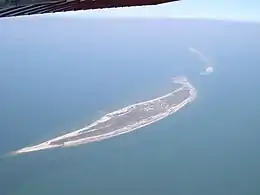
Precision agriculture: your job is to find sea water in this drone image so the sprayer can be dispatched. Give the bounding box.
[0,18,260,195]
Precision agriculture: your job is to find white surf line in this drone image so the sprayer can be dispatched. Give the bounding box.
[189,47,214,75]
[63,91,196,148]
[61,85,196,147]
[189,47,209,64]
[65,79,196,145]
[11,77,196,155]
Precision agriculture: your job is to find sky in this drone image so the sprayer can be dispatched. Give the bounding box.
[51,0,260,22]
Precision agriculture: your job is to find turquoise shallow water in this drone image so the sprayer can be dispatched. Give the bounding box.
[0,18,260,195]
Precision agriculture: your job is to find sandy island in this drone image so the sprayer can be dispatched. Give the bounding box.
[11,76,197,155]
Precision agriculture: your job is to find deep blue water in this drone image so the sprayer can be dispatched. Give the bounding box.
[0,18,260,195]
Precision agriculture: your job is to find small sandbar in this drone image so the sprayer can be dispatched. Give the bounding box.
[200,66,214,75]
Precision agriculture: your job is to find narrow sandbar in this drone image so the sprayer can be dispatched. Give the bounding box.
[12,76,197,155]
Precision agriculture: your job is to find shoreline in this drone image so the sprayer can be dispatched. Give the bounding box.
[11,76,197,155]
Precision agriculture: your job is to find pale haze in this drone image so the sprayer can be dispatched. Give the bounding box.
[46,0,260,22]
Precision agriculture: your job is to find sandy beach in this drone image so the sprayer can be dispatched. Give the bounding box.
[12,76,196,155]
